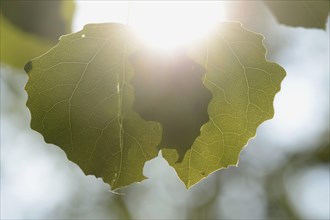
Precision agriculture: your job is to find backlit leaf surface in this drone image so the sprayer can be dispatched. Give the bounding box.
[25,22,285,189]
[162,23,286,188]
[25,24,162,190]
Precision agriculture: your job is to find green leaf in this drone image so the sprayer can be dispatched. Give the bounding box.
[264,1,329,30]
[162,22,286,188]
[0,0,75,68]
[0,14,53,69]
[25,22,285,190]
[25,24,162,190]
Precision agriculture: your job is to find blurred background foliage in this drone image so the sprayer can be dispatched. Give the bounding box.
[0,0,74,68]
[264,1,329,29]
[1,1,329,219]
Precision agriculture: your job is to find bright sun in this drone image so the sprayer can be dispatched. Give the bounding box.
[129,1,226,50]
[74,1,227,51]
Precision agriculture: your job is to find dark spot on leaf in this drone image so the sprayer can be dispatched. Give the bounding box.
[24,61,32,74]
[130,50,212,162]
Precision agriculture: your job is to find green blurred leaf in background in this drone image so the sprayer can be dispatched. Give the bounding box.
[264,0,329,30]
[0,0,75,69]
[130,50,212,163]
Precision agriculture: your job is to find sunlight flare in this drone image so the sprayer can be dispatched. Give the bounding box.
[74,1,227,51]
[129,1,227,51]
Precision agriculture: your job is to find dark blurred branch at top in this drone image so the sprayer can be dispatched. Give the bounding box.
[0,0,74,40]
